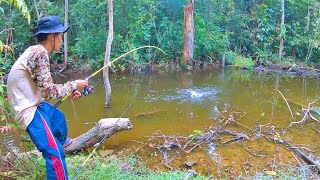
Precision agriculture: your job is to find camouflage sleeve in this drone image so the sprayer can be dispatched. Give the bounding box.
[34,49,77,99]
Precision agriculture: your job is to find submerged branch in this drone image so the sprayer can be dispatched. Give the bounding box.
[275,89,294,119]
[288,100,320,127]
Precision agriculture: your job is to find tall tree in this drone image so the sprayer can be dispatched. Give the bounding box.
[278,0,285,61]
[33,0,40,21]
[103,0,113,108]
[182,0,194,66]
[63,0,69,69]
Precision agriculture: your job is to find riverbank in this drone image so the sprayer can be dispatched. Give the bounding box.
[49,60,320,78]
[1,150,316,179]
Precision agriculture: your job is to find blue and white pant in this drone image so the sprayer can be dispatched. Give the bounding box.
[26,101,68,180]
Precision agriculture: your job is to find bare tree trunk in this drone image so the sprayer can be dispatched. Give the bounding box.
[306,2,320,62]
[103,0,114,108]
[33,0,40,21]
[42,0,47,16]
[278,0,285,61]
[63,0,69,69]
[182,0,194,66]
[64,118,133,154]
[306,5,310,33]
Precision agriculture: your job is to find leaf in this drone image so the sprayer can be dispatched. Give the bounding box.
[21,133,29,139]
[148,143,155,148]
[0,97,4,106]
[30,153,38,159]
[264,171,277,175]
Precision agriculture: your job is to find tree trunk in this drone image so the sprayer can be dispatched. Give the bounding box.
[278,0,285,61]
[33,0,40,21]
[64,118,132,154]
[103,0,114,108]
[63,0,69,69]
[42,0,47,16]
[182,0,194,66]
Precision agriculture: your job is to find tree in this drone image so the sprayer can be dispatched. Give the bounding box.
[103,0,113,108]
[278,0,285,61]
[182,0,194,66]
[63,0,69,70]
[0,0,30,53]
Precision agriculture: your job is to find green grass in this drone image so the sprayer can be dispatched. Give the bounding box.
[8,151,319,180]
[67,153,205,180]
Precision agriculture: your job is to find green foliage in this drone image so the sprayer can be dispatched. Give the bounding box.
[234,56,254,69]
[2,0,320,70]
[189,129,205,138]
[0,77,13,125]
[0,0,30,24]
[67,154,206,180]
[70,0,108,65]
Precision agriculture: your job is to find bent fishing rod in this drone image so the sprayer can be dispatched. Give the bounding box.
[71,96,137,180]
[54,46,165,108]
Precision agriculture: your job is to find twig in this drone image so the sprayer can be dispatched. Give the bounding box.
[275,89,294,119]
[292,152,303,168]
[289,100,316,127]
[185,131,216,153]
[0,28,15,34]
[309,113,320,123]
[182,136,195,150]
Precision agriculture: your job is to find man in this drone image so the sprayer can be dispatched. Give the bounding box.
[7,15,87,179]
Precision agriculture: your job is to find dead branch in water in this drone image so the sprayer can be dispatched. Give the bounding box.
[143,126,249,169]
[275,89,294,120]
[289,100,320,128]
[135,109,166,118]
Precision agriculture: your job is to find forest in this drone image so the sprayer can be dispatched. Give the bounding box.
[1,0,320,73]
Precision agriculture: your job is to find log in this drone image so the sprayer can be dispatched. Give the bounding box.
[64,118,133,154]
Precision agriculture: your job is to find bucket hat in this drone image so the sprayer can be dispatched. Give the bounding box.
[34,16,69,36]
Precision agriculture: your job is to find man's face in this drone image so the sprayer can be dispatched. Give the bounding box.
[53,33,63,52]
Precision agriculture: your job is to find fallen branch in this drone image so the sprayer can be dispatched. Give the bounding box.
[289,100,319,127]
[135,109,166,118]
[290,148,320,175]
[275,89,294,119]
[64,118,132,154]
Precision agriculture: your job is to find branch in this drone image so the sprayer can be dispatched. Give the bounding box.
[275,89,294,119]
[0,28,15,34]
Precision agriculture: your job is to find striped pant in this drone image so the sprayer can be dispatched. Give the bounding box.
[27,102,68,180]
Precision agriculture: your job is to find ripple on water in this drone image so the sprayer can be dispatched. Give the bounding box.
[145,86,220,104]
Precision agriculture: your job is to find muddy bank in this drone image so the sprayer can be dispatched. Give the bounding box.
[50,61,320,78]
[253,64,320,77]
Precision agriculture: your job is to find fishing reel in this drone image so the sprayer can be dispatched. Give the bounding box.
[82,85,95,96]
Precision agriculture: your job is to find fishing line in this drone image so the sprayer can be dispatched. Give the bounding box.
[71,96,137,180]
[54,46,165,108]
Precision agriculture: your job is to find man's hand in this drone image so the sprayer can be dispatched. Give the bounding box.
[71,90,82,100]
[75,79,88,91]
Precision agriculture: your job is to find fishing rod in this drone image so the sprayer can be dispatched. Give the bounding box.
[54,46,165,108]
[71,96,137,180]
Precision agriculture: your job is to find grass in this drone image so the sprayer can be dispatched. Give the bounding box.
[2,149,319,180]
[67,153,206,180]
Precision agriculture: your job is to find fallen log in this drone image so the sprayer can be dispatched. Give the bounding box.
[290,148,320,175]
[64,118,133,154]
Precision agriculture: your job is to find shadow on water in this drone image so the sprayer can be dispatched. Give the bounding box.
[49,69,320,176]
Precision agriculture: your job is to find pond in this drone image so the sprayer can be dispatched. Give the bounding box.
[42,68,320,176]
